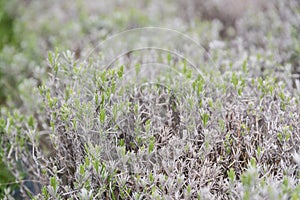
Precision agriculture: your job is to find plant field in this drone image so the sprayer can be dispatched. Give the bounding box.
[0,0,299,199]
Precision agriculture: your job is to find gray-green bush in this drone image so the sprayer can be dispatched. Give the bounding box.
[0,0,300,199]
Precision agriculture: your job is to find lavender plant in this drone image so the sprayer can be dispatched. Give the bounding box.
[0,0,299,199]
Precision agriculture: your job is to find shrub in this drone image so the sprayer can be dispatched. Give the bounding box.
[0,0,300,199]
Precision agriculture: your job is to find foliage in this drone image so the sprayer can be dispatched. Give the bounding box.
[0,0,300,199]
